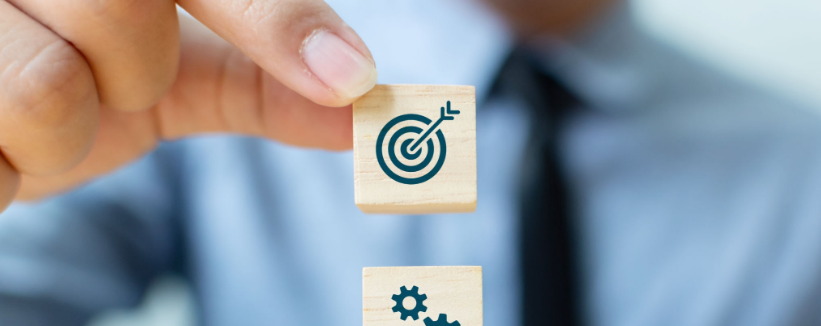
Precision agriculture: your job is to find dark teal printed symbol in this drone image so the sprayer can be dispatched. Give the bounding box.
[376,101,460,184]
[391,286,428,320]
[390,286,461,325]
[424,314,460,326]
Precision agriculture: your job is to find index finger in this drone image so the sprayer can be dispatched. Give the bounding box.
[178,0,378,107]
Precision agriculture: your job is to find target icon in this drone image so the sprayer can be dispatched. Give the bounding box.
[376,101,460,185]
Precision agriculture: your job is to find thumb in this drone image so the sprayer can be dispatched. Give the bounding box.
[177,0,378,107]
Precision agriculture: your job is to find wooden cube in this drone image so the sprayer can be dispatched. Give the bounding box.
[363,266,483,326]
[353,85,477,214]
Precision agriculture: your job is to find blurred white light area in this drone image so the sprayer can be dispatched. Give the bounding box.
[86,276,196,326]
[634,0,821,109]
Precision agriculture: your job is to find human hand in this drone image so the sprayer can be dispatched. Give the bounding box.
[0,0,378,211]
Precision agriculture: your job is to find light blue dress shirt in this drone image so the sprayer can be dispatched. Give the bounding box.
[3,1,821,326]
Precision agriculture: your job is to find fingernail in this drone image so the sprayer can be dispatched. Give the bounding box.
[302,29,378,99]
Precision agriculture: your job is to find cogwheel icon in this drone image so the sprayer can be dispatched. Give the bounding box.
[423,313,460,326]
[391,286,428,320]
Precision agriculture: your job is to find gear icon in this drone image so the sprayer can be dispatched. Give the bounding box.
[423,313,460,326]
[391,286,428,320]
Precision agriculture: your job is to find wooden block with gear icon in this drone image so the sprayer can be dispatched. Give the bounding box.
[353,84,477,214]
[363,266,483,326]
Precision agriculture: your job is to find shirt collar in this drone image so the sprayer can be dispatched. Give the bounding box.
[331,0,652,112]
[530,2,657,112]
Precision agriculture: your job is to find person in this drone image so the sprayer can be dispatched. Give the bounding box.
[1,0,820,325]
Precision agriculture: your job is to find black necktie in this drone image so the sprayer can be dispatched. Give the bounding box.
[492,47,584,326]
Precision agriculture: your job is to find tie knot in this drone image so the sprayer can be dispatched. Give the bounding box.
[492,46,582,122]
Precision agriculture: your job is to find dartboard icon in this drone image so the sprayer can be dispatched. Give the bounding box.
[376,101,460,185]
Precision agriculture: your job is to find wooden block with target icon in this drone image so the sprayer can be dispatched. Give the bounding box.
[363,266,483,326]
[353,84,477,214]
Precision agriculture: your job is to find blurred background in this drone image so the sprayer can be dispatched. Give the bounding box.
[88,0,821,325]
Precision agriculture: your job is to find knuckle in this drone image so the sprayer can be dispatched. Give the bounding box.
[1,39,96,129]
[237,0,277,24]
[60,0,177,112]
[236,0,319,29]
